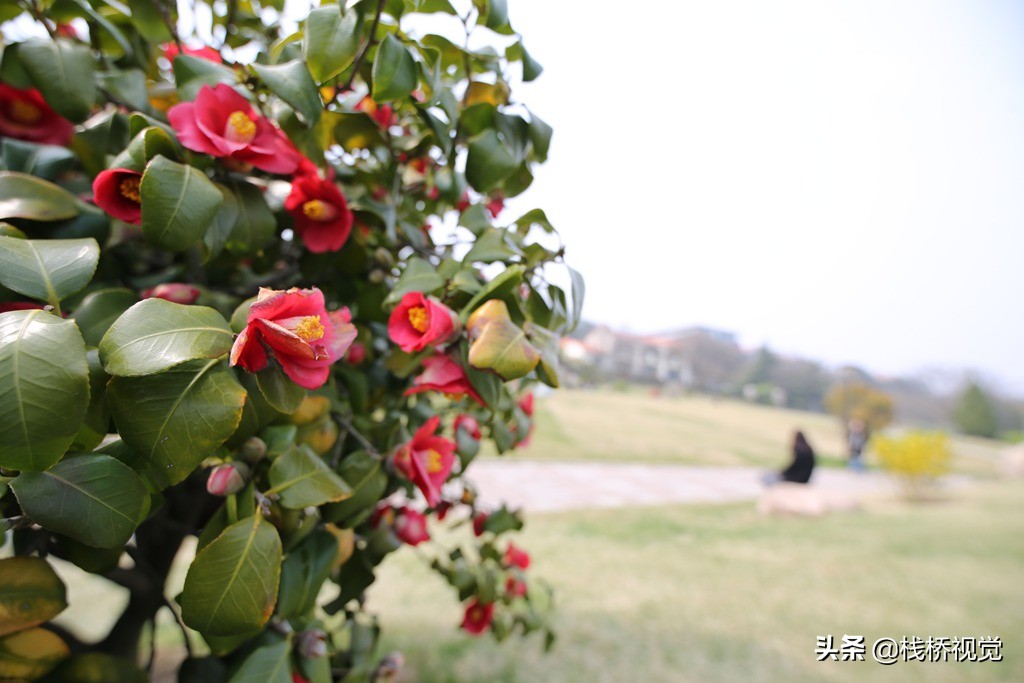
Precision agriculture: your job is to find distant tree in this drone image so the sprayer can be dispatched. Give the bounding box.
[733,346,777,394]
[952,382,1000,438]
[824,382,894,435]
[770,359,829,410]
[687,335,746,394]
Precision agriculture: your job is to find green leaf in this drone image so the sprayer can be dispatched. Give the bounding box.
[304,6,360,83]
[72,288,139,347]
[111,125,179,173]
[127,0,173,43]
[526,322,560,388]
[323,451,386,528]
[56,0,134,60]
[72,348,110,451]
[43,652,147,683]
[268,445,351,509]
[99,298,234,376]
[181,514,282,638]
[0,172,81,222]
[568,266,585,331]
[0,311,89,472]
[0,237,98,307]
[465,130,519,192]
[251,60,321,126]
[527,112,552,161]
[255,362,306,413]
[459,264,524,319]
[204,183,239,262]
[18,38,95,122]
[226,181,276,254]
[173,55,236,101]
[107,359,246,490]
[463,228,522,264]
[276,530,337,619]
[521,42,543,81]
[141,155,223,252]
[10,454,150,549]
[97,68,150,113]
[332,112,386,151]
[226,640,291,683]
[467,300,540,381]
[0,627,69,680]
[511,207,554,234]
[372,34,417,102]
[0,557,67,637]
[383,256,443,306]
[1,139,76,181]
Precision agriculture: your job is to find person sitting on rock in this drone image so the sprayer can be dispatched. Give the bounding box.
[763,430,816,485]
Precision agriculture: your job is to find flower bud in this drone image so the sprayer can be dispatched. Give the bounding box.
[239,437,267,464]
[374,247,394,266]
[206,462,250,496]
[141,282,201,305]
[296,629,328,658]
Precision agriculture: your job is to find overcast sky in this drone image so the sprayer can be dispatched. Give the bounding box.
[500,0,1024,393]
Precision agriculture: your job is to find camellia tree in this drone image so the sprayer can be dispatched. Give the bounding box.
[0,0,581,680]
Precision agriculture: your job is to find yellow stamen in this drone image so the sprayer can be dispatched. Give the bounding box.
[426,449,444,474]
[302,199,331,221]
[9,100,41,124]
[119,177,141,203]
[294,315,325,341]
[407,306,429,333]
[226,110,256,143]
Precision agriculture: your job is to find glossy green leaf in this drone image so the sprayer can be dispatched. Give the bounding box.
[11,454,150,549]
[72,288,139,347]
[465,130,518,192]
[127,0,173,43]
[18,38,95,122]
[463,228,522,264]
[173,55,236,101]
[111,125,179,173]
[277,530,337,619]
[459,264,524,319]
[527,112,552,161]
[97,68,149,113]
[0,557,67,637]
[0,627,69,680]
[57,0,134,60]
[204,183,239,262]
[0,237,98,307]
[526,322,560,388]
[1,139,76,181]
[99,298,234,376]
[303,6,360,83]
[141,155,223,252]
[268,445,351,509]
[333,112,386,151]
[226,640,291,683]
[43,652,147,683]
[251,60,321,126]
[383,256,444,305]
[72,348,109,451]
[255,362,306,414]
[323,451,386,528]
[226,181,276,254]
[107,359,246,490]
[521,42,543,81]
[372,34,417,102]
[181,514,282,637]
[0,172,80,222]
[0,311,89,472]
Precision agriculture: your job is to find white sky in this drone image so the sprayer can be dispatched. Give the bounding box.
[502,0,1024,393]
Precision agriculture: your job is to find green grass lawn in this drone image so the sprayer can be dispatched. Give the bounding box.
[369,481,1024,683]
[511,388,1006,476]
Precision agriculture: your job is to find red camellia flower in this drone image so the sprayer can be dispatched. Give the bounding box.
[460,599,494,636]
[454,415,482,441]
[519,393,534,417]
[506,575,527,599]
[284,173,353,253]
[0,84,75,146]
[405,354,483,404]
[141,282,201,305]
[485,193,504,218]
[393,507,431,546]
[292,674,311,683]
[92,168,143,224]
[392,416,456,507]
[345,341,366,365]
[230,287,357,390]
[162,42,223,63]
[0,302,46,313]
[168,84,301,174]
[503,543,530,570]
[357,96,394,128]
[387,292,459,353]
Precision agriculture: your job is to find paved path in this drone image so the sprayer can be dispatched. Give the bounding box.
[468,460,900,512]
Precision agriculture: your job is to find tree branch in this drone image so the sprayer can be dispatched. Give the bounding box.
[343,0,388,91]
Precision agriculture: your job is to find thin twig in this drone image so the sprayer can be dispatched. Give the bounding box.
[343,0,388,91]
[162,596,194,657]
[335,413,381,457]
